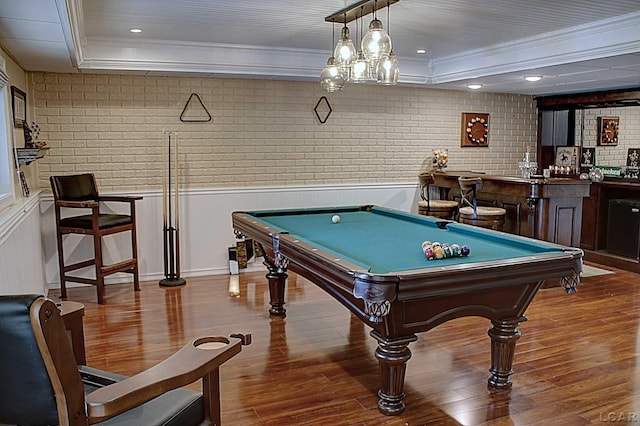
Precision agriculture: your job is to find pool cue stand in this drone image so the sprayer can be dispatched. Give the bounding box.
[160,224,185,287]
[159,130,186,287]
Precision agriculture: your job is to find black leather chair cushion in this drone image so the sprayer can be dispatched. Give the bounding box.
[53,173,98,201]
[61,214,133,230]
[79,366,205,426]
[0,294,59,426]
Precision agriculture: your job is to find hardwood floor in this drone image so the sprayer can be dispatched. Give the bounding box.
[49,263,640,425]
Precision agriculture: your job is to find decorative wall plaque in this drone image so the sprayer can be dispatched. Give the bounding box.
[461,113,489,147]
[597,116,619,146]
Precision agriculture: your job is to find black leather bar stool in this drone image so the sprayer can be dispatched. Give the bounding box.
[417,173,458,220]
[458,176,506,231]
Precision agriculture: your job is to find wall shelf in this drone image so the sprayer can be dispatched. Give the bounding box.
[15,147,49,166]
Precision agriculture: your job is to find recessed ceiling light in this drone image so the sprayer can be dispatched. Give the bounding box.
[524,76,542,82]
[416,49,427,54]
[467,84,482,90]
[129,28,143,33]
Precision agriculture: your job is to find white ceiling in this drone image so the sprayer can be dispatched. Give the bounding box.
[1,0,640,96]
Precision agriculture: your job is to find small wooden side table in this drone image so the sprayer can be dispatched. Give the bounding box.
[57,301,86,365]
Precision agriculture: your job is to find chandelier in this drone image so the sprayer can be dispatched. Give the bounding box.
[321,0,399,92]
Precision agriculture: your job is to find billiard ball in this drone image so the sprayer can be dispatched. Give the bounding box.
[433,246,444,259]
[460,245,470,256]
[331,215,341,223]
[424,248,435,260]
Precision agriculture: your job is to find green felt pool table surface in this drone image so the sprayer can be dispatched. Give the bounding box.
[247,205,567,274]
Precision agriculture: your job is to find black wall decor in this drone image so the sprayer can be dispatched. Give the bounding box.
[314,96,332,124]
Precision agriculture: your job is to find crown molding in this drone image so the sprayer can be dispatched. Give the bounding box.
[79,38,326,77]
[77,36,432,85]
[60,0,84,68]
[428,11,640,83]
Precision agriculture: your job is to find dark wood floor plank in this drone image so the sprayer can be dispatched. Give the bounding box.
[48,262,640,425]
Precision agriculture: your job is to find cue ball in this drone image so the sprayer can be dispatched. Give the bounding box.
[331,215,341,223]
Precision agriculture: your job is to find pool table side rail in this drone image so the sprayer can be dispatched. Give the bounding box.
[395,251,583,296]
[244,204,374,218]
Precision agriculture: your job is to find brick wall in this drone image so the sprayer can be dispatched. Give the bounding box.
[577,107,640,167]
[30,73,538,192]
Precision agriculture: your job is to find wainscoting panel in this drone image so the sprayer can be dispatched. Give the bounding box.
[40,183,420,289]
[0,193,47,295]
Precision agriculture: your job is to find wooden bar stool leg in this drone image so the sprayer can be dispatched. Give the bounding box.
[131,228,140,292]
[56,234,67,299]
[94,233,105,305]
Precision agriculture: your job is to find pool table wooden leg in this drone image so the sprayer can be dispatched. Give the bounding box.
[265,265,287,317]
[487,316,526,389]
[371,332,418,415]
[259,241,288,317]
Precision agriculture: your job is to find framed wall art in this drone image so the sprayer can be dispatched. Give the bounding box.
[580,147,596,168]
[628,148,639,167]
[597,116,619,146]
[461,112,489,147]
[11,86,26,128]
[555,146,578,168]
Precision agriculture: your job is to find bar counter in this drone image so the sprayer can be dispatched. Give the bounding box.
[430,172,591,246]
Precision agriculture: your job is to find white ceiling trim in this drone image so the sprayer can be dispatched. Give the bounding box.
[429,11,640,83]
[79,37,434,84]
[80,39,328,76]
[61,0,83,67]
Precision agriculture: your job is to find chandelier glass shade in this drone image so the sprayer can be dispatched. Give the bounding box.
[319,56,345,92]
[361,18,392,65]
[334,25,357,75]
[351,52,370,83]
[375,50,399,84]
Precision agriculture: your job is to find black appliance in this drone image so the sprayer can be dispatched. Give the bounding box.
[607,199,640,259]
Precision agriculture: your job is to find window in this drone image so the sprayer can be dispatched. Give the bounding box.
[0,58,15,212]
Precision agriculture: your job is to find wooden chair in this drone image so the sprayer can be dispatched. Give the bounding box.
[50,174,142,304]
[458,177,506,231]
[0,294,250,426]
[417,173,459,220]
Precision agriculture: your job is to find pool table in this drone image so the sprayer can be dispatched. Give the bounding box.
[232,205,583,415]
